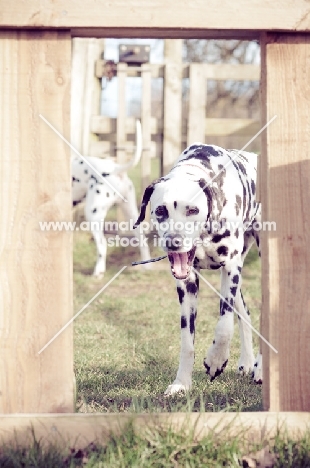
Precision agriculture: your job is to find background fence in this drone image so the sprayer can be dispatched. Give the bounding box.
[72,39,260,195]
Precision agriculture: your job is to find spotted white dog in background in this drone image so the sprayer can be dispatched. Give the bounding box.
[72,121,151,277]
[134,143,262,395]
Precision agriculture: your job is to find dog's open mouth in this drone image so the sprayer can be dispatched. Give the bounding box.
[167,246,196,280]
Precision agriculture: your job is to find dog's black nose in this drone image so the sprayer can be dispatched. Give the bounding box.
[164,234,183,251]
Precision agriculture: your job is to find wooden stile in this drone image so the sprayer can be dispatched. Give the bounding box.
[0,30,74,413]
[0,0,310,437]
[260,33,310,411]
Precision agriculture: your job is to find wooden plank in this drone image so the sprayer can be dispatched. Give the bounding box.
[116,62,127,223]
[89,140,157,159]
[141,64,152,191]
[0,412,309,448]
[89,141,114,158]
[71,38,105,155]
[1,1,310,33]
[91,116,260,138]
[205,118,260,136]
[96,61,164,79]
[183,63,260,81]
[0,30,74,413]
[260,33,310,411]
[162,40,183,174]
[116,63,127,164]
[204,63,260,81]
[90,116,162,135]
[74,28,259,40]
[187,63,206,145]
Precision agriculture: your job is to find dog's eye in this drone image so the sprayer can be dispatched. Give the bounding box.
[186,207,199,216]
[155,206,167,216]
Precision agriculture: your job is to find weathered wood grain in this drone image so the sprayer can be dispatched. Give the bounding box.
[260,33,310,411]
[0,30,74,413]
[1,1,310,34]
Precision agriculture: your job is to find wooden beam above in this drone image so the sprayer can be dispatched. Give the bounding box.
[0,0,310,34]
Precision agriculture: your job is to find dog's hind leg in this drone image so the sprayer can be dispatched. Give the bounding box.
[164,269,199,396]
[252,224,263,383]
[233,230,256,376]
[235,289,255,375]
[91,228,107,277]
[243,220,263,384]
[84,184,109,277]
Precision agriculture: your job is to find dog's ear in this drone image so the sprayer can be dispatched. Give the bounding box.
[133,178,163,228]
[198,178,213,221]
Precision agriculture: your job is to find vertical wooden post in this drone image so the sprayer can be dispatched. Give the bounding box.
[260,33,310,411]
[187,63,206,145]
[162,40,183,175]
[116,62,127,223]
[71,38,105,155]
[116,62,127,165]
[0,31,74,413]
[141,63,152,192]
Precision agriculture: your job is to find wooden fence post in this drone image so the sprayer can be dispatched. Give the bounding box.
[71,38,105,155]
[0,31,74,413]
[260,33,310,411]
[162,40,183,175]
[187,63,206,145]
[116,62,127,224]
[141,63,152,192]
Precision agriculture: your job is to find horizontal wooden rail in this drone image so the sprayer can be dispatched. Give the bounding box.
[204,117,260,136]
[0,412,309,449]
[182,63,260,81]
[91,116,260,137]
[95,62,260,81]
[1,1,310,34]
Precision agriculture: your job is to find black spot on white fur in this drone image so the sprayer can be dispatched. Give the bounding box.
[217,245,228,256]
[177,287,185,304]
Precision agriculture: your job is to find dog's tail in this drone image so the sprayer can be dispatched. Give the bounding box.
[112,119,142,175]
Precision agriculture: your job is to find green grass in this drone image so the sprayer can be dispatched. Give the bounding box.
[1,231,309,466]
[2,424,310,467]
[73,230,262,414]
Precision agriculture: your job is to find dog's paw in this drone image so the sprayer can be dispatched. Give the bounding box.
[252,353,263,384]
[93,271,105,279]
[237,354,255,376]
[204,342,229,381]
[164,379,191,397]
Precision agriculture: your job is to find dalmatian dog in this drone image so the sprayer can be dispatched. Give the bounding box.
[72,120,151,277]
[134,143,262,395]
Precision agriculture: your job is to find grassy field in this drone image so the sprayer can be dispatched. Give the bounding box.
[73,229,263,414]
[2,423,310,467]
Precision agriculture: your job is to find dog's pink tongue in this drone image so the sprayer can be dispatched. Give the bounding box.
[171,252,188,278]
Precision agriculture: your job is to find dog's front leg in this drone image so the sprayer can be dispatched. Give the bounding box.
[164,269,199,396]
[204,264,242,380]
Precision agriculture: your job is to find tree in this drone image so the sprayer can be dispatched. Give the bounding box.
[183,39,260,119]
